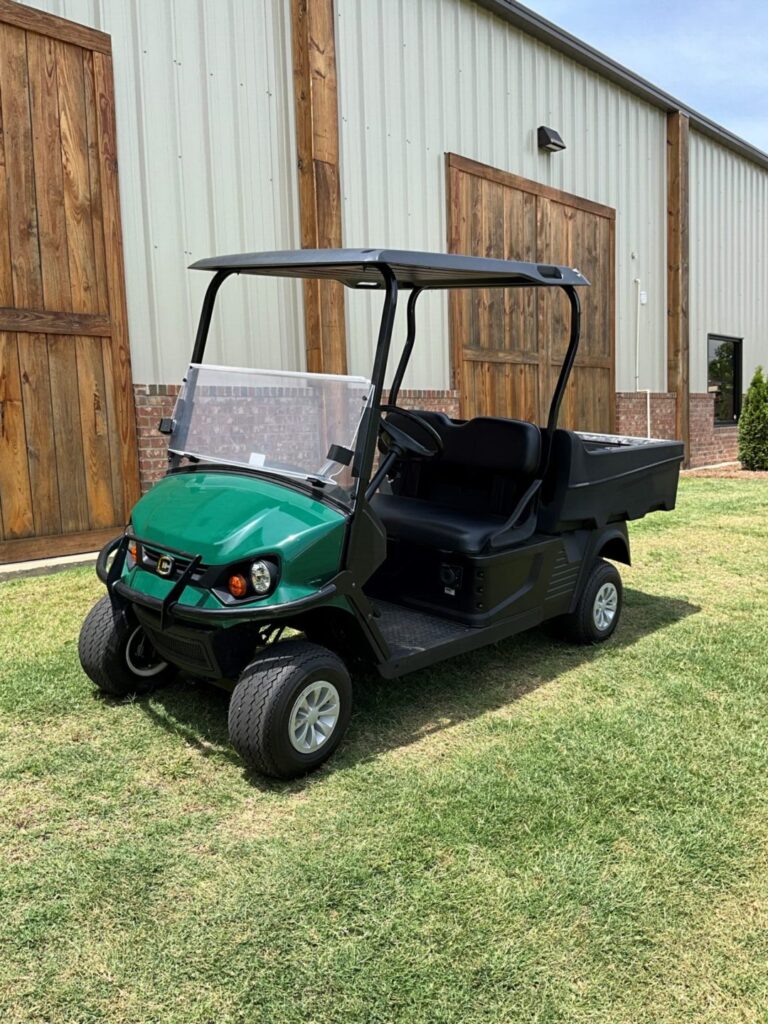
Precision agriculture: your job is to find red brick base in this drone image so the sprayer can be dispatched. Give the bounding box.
[133,384,736,491]
[614,391,738,467]
[689,394,738,467]
[133,384,180,493]
[394,389,461,417]
[133,385,461,492]
[615,392,677,440]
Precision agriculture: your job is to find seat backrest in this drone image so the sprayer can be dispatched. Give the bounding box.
[424,413,541,475]
[391,411,542,516]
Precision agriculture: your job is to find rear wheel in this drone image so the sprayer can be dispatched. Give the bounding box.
[228,639,352,779]
[78,594,177,696]
[557,559,623,644]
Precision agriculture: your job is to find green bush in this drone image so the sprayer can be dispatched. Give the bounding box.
[738,365,768,470]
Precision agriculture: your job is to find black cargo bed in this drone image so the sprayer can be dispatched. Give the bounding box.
[538,430,684,532]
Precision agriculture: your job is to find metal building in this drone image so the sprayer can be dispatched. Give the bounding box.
[1,0,766,561]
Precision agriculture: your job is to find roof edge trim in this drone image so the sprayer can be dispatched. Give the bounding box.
[475,0,768,172]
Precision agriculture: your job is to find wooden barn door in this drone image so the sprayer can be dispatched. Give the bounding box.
[447,154,616,432]
[0,2,138,563]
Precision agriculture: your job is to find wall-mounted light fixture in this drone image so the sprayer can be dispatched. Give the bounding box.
[537,125,566,153]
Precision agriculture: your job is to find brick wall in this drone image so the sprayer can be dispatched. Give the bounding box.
[611,391,739,467]
[133,385,460,492]
[615,392,677,440]
[689,393,739,467]
[392,389,460,417]
[133,384,737,490]
[134,385,179,492]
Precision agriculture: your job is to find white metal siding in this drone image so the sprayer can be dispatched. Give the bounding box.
[336,0,668,393]
[689,130,768,393]
[28,0,303,384]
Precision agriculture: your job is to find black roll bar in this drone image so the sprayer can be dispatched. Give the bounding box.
[191,269,234,363]
[351,265,399,505]
[386,283,582,441]
[546,286,581,435]
[388,287,423,408]
[185,268,581,495]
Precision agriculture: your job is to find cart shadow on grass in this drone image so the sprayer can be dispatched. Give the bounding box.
[134,588,699,792]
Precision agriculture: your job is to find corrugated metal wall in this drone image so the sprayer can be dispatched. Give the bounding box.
[29,0,304,385]
[689,130,768,393]
[31,1,768,403]
[335,0,668,392]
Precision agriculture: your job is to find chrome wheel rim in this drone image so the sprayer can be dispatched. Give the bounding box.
[125,626,168,678]
[288,680,341,754]
[593,582,618,632]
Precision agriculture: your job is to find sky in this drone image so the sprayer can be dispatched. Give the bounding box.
[522,0,768,152]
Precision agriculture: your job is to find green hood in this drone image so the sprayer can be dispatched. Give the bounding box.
[130,470,346,568]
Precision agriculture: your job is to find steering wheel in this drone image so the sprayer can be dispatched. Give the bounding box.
[378,404,443,459]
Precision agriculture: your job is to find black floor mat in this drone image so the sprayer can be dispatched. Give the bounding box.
[373,599,474,658]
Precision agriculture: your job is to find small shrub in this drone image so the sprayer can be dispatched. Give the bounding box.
[738,366,768,471]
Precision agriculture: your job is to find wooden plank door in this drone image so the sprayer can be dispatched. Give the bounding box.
[448,163,542,423]
[537,197,616,431]
[0,2,139,563]
[447,154,616,432]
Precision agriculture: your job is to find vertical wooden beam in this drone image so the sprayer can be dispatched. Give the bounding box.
[667,110,690,463]
[291,0,346,374]
[93,50,141,514]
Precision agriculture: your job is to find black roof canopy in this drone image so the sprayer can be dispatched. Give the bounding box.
[190,248,589,289]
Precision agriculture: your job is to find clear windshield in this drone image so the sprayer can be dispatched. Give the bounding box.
[168,364,372,501]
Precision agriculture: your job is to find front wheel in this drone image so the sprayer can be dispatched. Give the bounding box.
[557,559,623,644]
[228,639,352,779]
[78,594,177,696]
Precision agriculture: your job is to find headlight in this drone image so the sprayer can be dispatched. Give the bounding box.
[250,560,273,594]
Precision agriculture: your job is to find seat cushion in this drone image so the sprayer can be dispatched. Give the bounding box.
[372,493,506,555]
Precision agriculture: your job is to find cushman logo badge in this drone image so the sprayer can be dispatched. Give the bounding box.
[156,555,174,577]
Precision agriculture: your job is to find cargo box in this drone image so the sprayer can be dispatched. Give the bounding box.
[538,430,684,533]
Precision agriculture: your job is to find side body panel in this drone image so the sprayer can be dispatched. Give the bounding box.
[367,523,630,631]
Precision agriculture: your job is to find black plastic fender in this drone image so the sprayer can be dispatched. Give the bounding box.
[594,525,631,566]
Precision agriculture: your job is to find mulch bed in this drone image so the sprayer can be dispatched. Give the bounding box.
[683,463,768,479]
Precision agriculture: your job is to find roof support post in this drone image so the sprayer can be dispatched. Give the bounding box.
[667,110,690,465]
[352,266,399,505]
[291,0,347,374]
[547,286,582,436]
[191,271,233,364]
[389,287,423,407]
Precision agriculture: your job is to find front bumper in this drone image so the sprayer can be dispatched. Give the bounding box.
[97,535,343,679]
[98,535,338,627]
[111,578,337,624]
[131,605,258,679]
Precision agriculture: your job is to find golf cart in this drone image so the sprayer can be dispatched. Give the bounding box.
[79,249,683,778]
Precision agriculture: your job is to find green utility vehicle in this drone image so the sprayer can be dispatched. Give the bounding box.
[79,249,683,778]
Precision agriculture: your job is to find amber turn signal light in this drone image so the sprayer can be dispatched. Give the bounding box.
[227,574,248,599]
[128,541,139,563]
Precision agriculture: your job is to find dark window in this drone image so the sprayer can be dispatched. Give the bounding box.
[707,335,742,425]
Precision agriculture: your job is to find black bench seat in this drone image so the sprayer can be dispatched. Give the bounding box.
[372,493,507,554]
[372,412,542,555]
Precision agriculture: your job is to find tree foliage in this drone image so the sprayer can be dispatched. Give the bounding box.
[738,365,768,471]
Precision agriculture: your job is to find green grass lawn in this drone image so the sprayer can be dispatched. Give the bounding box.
[1,477,768,1024]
